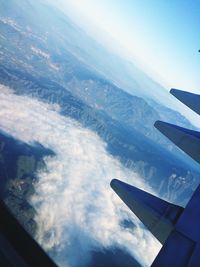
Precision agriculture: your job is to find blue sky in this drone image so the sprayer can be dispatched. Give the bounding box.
[50,0,200,93]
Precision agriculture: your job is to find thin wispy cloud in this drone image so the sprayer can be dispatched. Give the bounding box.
[0,85,160,267]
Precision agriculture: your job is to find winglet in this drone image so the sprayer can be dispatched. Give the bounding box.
[111,179,183,244]
[154,120,200,164]
[170,89,200,115]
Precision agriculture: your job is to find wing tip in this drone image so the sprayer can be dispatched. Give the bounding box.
[110,178,117,188]
[154,120,165,130]
[170,88,178,96]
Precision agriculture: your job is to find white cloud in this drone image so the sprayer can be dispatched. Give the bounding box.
[0,85,161,267]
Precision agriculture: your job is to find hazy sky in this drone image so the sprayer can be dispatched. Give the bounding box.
[49,0,200,93]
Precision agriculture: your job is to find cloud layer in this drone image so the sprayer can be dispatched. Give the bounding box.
[0,85,160,267]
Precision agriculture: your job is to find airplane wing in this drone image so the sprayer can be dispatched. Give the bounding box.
[170,88,200,115]
[154,120,200,164]
[111,179,183,244]
[111,178,200,267]
[152,184,200,267]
